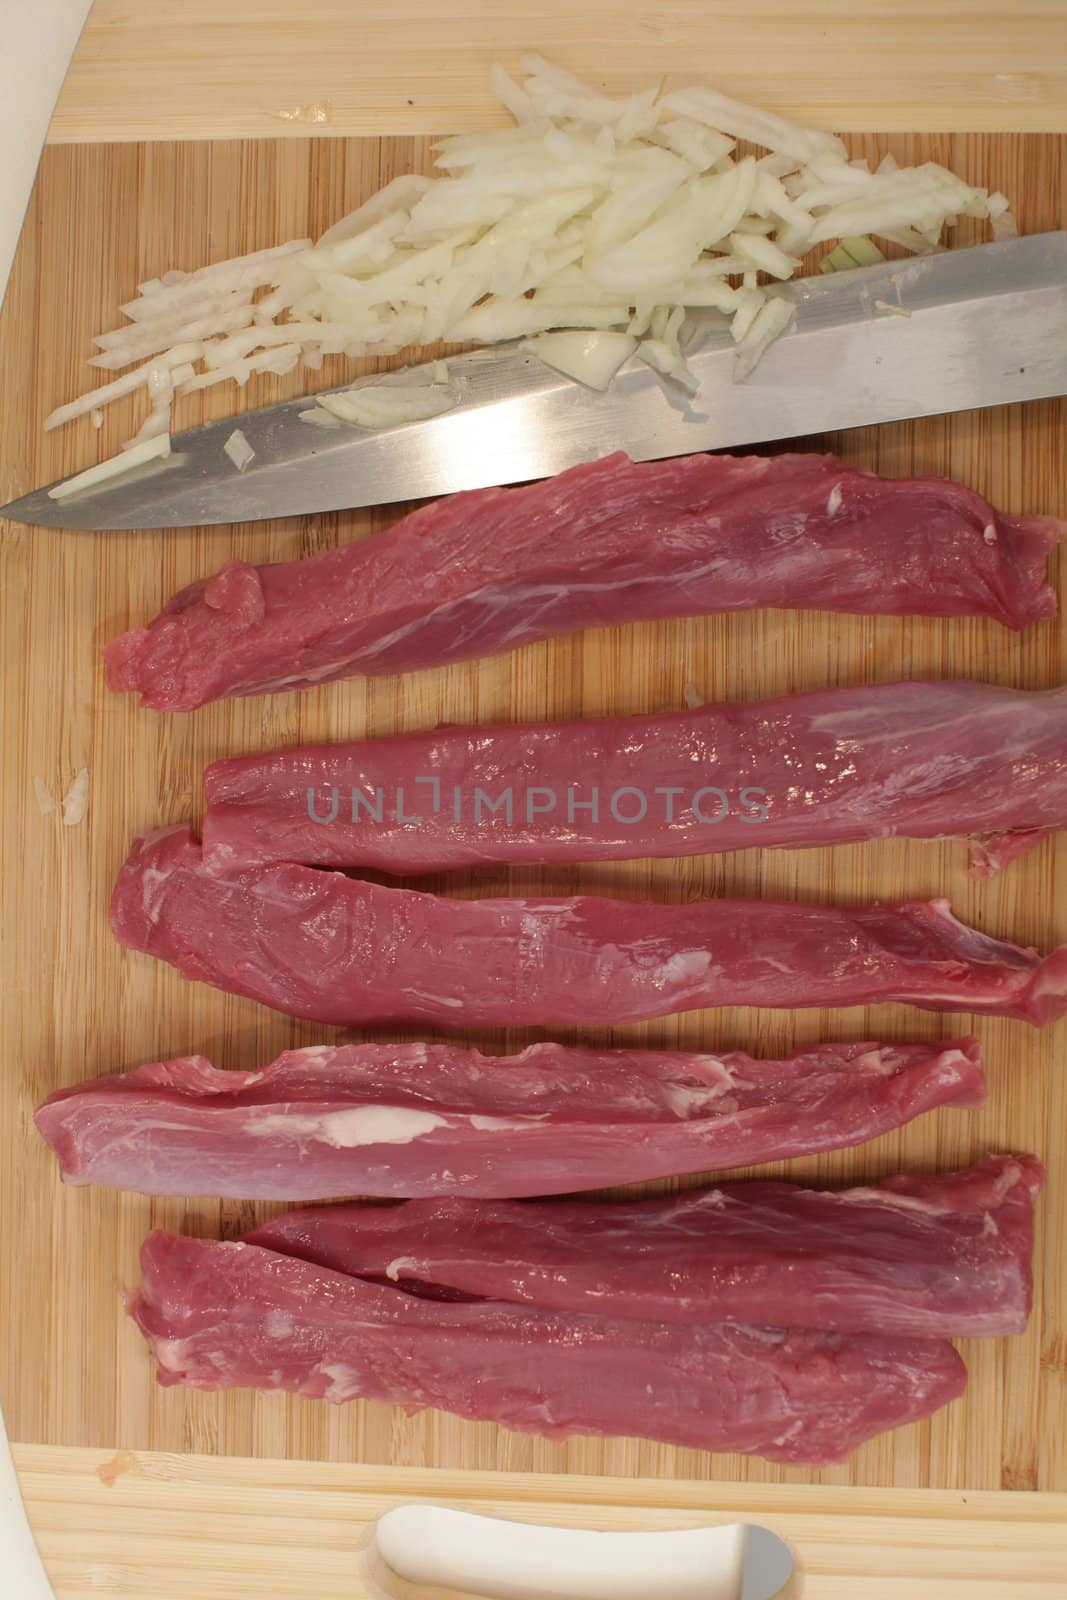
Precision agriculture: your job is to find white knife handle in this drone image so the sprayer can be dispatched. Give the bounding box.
[360,1505,793,1600]
[0,1413,55,1600]
[0,0,93,309]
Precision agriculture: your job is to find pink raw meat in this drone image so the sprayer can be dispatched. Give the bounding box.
[129,1229,968,1463]
[111,826,1067,1028]
[247,1155,1041,1339]
[34,1037,985,1201]
[202,680,1067,875]
[969,828,1054,878]
[103,452,1061,712]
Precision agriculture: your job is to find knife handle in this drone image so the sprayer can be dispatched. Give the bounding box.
[358,1504,797,1600]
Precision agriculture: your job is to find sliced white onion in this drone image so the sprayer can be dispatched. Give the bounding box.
[488,62,536,124]
[177,362,250,395]
[524,329,637,389]
[49,433,171,500]
[224,428,256,471]
[45,344,203,429]
[733,294,796,380]
[47,57,1009,446]
[61,767,89,827]
[118,240,309,322]
[729,284,767,342]
[121,409,172,450]
[317,382,459,429]
[729,231,801,279]
[90,302,257,370]
[650,116,735,171]
[807,164,984,244]
[33,776,56,814]
[636,336,698,392]
[819,235,886,272]
[987,192,1019,241]
[298,407,344,429]
[660,85,847,167]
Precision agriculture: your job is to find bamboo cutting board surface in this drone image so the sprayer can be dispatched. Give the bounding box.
[0,127,1065,1497]
[15,1444,1067,1599]
[51,2,1067,142]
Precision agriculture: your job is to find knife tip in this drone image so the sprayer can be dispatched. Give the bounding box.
[0,492,43,528]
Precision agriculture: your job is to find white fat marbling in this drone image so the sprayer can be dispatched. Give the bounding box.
[249,1106,446,1148]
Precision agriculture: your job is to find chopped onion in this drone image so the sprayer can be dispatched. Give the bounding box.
[730,231,801,280]
[33,776,56,814]
[298,407,344,429]
[46,58,1011,449]
[819,235,886,272]
[806,164,984,245]
[730,284,767,343]
[733,295,796,380]
[987,192,1019,241]
[637,336,699,392]
[524,330,637,389]
[118,241,309,322]
[488,62,535,124]
[651,117,735,170]
[61,768,89,827]
[224,428,256,471]
[45,344,202,430]
[318,177,434,247]
[121,409,171,450]
[660,85,848,167]
[89,304,257,372]
[317,382,459,429]
[49,433,171,500]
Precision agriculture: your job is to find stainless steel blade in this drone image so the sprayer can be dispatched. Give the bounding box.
[6,231,1067,531]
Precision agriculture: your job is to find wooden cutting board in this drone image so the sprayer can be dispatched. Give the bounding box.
[51,1,1067,141]
[16,1445,1067,1599]
[0,123,1065,1498]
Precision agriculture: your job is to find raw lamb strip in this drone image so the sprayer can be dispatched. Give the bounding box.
[33,1037,985,1201]
[248,1155,1041,1339]
[130,1229,967,1464]
[203,680,1067,876]
[103,452,1061,712]
[111,826,1067,1028]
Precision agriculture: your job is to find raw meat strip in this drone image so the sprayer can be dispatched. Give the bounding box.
[248,1155,1041,1338]
[969,827,1054,879]
[130,1230,967,1464]
[203,680,1067,876]
[103,452,1061,712]
[34,1037,985,1201]
[111,826,1067,1028]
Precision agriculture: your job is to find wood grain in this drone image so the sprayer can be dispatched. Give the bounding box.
[51,2,1067,144]
[0,131,1065,1494]
[16,1444,1067,1599]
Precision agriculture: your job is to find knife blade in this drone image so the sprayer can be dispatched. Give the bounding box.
[5,231,1067,532]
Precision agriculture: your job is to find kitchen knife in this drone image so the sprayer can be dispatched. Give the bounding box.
[5,230,1066,532]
